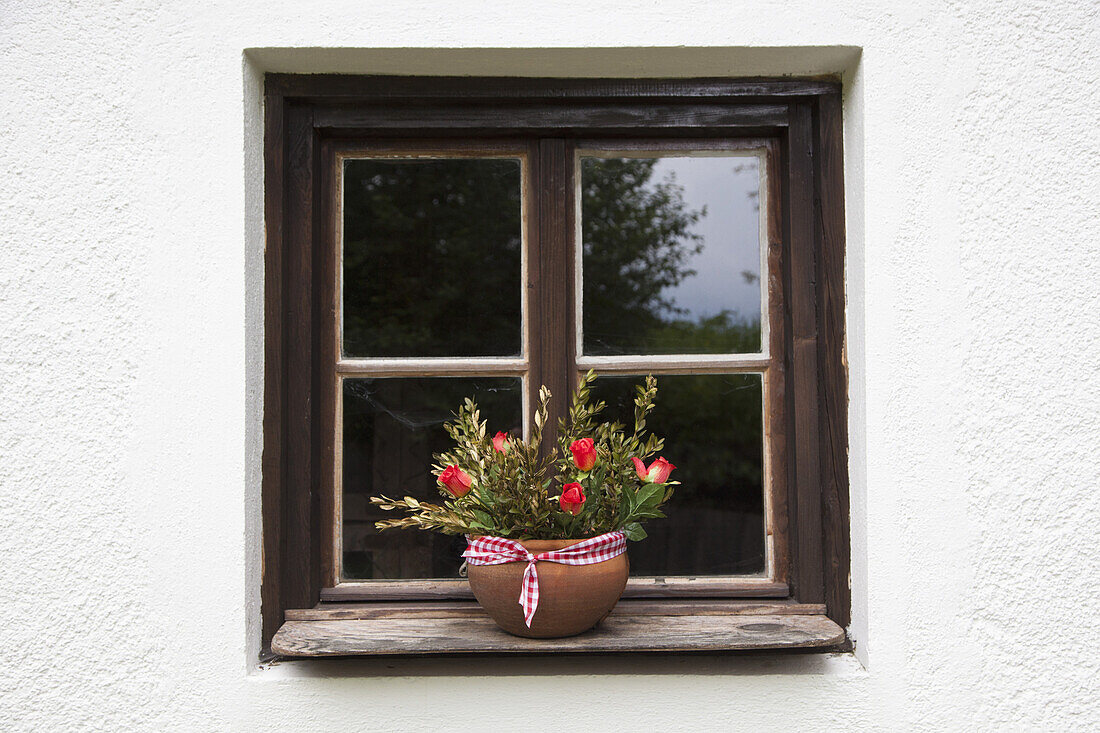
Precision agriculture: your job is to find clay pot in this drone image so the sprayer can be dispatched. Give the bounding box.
[466,538,629,638]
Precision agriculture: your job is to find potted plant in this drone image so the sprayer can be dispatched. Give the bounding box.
[369,370,678,638]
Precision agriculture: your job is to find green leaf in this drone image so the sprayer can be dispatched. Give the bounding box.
[620,484,638,515]
[634,483,666,509]
[472,486,488,505]
[622,522,647,541]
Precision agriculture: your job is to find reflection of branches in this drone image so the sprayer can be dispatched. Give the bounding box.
[582,157,766,353]
[343,159,523,358]
[732,160,761,212]
[582,158,705,347]
[591,367,763,506]
[347,155,762,359]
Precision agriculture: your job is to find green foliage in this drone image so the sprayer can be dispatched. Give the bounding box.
[370,371,678,540]
[581,158,703,326]
[587,312,763,507]
[343,159,522,357]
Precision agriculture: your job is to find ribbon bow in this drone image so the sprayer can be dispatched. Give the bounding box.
[463,531,627,627]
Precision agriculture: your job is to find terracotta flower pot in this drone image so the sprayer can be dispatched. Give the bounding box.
[466,538,629,638]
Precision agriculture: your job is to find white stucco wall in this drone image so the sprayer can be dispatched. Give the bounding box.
[2,1,1098,730]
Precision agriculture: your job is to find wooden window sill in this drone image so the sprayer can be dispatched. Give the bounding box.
[270,600,845,657]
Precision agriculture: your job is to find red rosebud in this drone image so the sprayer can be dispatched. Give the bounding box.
[631,456,677,484]
[439,465,473,498]
[492,431,510,453]
[559,482,586,516]
[569,438,597,472]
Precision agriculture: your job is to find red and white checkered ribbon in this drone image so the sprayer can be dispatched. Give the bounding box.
[463,531,627,628]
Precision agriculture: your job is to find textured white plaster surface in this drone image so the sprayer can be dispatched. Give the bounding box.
[2,1,1099,730]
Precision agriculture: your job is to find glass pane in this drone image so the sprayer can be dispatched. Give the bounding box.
[589,374,764,575]
[580,154,762,355]
[342,157,523,358]
[341,376,523,579]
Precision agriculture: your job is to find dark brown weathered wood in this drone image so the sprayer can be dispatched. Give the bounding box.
[784,103,824,605]
[286,599,826,621]
[532,139,576,443]
[260,87,286,655]
[763,138,791,589]
[284,103,320,613]
[270,614,845,656]
[575,137,772,154]
[813,92,851,627]
[316,139,339,587]
[523,138,545,437]
[328,138,531,157]
[267,74,841,102]
[311,103,788,134]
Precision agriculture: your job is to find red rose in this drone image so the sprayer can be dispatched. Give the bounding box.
[559,482,586,516]
[439,465,473,498]
[631,456,676,484]
[492,431,510,453]
[569,438,597,471]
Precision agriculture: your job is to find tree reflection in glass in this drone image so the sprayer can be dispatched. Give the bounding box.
[590,374,765,576]
[342,157,523,358]
[581,155,762,355]
[342,377,523,580]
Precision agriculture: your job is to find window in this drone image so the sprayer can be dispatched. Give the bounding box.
[262,76,850,656]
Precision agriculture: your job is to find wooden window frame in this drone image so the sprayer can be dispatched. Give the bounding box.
[262,75,850,657]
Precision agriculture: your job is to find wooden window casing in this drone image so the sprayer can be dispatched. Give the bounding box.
[262,76,850,656]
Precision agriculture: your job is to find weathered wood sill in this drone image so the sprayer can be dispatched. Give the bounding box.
[271,599,845,657]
